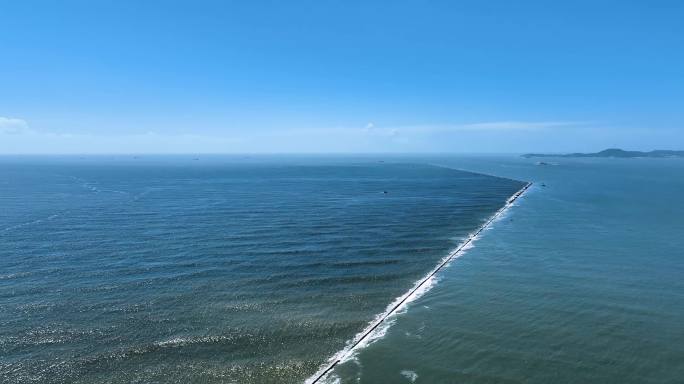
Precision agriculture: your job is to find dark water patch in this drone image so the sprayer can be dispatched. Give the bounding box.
[0,158,523,383]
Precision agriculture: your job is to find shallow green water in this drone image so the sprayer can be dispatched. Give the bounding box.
[326,156,684,383]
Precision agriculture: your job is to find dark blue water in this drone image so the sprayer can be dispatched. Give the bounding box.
[0,156,524,383]
[326,156,684,384]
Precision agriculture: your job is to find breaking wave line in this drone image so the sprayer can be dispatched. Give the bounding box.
[305,182,532,384]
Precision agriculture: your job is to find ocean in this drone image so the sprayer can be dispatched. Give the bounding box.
[0,156,522,383]
[325,155,684,383]
[2,155,683,383]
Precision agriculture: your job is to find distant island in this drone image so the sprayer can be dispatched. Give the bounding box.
[522,148,684,158]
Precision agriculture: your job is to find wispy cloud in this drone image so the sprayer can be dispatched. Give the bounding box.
[269,120,585,137]
[0,118,591,154]
[456,121,585,131]
[0,117,245,154]
[325,120,585,136]
[0,117,31,135]
[254,120,588,148]
[390,120,588,134]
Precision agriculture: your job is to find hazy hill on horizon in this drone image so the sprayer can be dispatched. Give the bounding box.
[522,148,684,158]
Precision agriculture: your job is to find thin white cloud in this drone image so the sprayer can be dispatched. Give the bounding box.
[459,121,588,130]
[256,120,587,146]
[0,119,245,154]
[396,120,588,133]
[0,117,32,135]
[0,118,591,154]
[325,120,585,136]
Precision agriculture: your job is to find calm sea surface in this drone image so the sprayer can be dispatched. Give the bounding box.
[327,155,684,384]
[0,156,523,383]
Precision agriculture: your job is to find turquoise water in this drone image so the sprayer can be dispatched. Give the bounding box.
[326,156,684,383]
[0,156,523,383]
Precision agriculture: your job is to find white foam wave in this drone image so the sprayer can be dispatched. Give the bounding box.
[154,335,233,348]
[305,182,531,384]
[400,370,418,382]
[1,214,60,233]
[0,271,32,280]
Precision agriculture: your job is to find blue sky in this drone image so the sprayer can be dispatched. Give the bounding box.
[1,0,683,154]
